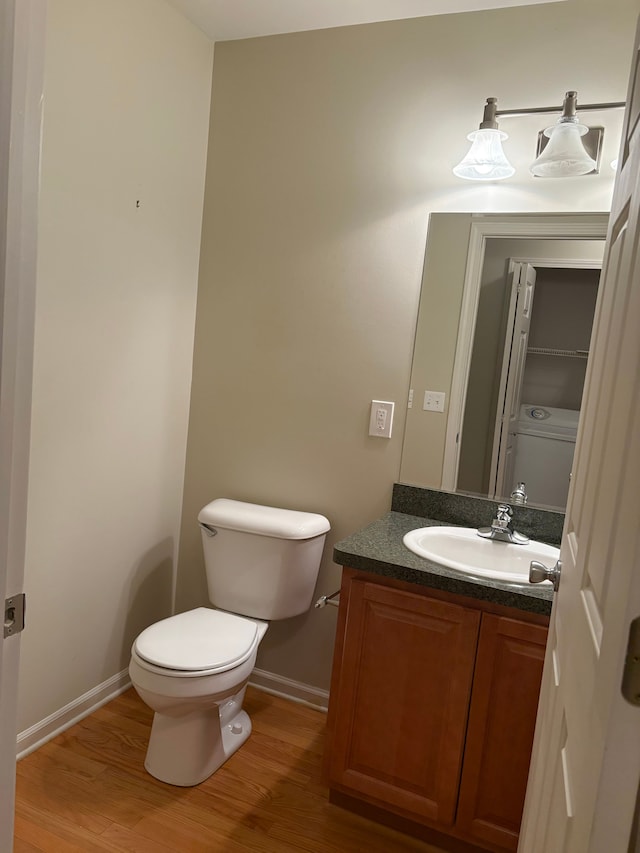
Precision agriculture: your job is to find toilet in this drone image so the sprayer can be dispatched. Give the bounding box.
[129,498,330,787]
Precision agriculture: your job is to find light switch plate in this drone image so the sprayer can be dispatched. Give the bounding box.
[423,391,446,412]
[369,400,394,438]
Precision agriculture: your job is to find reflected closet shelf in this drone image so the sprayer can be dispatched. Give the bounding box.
[527,347,590,359]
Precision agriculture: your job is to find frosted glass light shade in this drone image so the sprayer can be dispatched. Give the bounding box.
[453,129,515,181]
[530,121,596,177]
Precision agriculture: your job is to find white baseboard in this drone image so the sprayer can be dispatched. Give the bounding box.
[249,667,329,712]
[16,669,131,760]
[15,666,327,761]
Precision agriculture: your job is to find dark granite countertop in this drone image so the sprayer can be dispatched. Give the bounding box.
[333,511,554,616]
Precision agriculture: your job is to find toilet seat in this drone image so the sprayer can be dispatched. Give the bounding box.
[133,607,262,676]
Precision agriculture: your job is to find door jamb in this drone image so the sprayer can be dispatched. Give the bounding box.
[0,1,45,848]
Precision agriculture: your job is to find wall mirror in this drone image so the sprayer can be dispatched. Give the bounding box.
[399,213,608,511]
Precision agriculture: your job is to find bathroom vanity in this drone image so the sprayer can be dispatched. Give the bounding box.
[325,487,559,853]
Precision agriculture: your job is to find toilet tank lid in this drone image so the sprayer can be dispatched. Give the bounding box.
[198,499,330,540]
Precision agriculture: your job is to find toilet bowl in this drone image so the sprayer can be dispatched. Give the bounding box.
[129,608,268,786]
[129,499,330,787]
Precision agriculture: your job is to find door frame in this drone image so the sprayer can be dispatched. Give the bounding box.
[441,214,609,492]
[0,1,45,848]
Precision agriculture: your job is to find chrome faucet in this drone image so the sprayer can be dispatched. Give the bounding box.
[478,503,530,544]
[510,482,528,505]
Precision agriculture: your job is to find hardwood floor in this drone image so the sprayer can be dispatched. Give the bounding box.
[14,686,446,852]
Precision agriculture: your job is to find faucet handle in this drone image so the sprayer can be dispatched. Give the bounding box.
[496,504,513,523]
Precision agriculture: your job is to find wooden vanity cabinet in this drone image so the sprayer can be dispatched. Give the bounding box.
[327,575,481,825]
[325,569,548,853]
[455,612,547,850]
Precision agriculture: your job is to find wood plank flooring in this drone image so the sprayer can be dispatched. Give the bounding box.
[14,687,446,852]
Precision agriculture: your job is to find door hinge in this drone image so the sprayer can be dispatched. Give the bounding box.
[622,616,640,706]
[4,593,25,638]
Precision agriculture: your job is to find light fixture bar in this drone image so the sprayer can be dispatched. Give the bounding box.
[453,93,625,182]
[496,101,625,118]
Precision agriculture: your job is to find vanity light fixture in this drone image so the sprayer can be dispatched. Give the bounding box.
[454,91,625,181]
[452,97,515,181]
[530,91,597,177]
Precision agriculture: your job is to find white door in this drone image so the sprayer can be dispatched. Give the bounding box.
[489,262,536,499]
[519,22,640,852]
[0,2,44,849]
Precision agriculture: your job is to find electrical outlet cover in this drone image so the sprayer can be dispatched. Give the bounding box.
[369,400,394,438]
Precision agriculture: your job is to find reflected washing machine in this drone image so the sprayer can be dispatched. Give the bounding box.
[512,404,580,508]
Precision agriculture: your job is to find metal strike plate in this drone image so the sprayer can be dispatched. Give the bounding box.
[4,593,26,638]
[622,616,640,706]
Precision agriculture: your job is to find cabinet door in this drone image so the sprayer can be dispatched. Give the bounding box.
[456,614,547,850]
[329,578,480,826]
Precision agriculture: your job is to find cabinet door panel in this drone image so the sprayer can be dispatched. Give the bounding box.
[329,579,480,826]
[456,614,547,850]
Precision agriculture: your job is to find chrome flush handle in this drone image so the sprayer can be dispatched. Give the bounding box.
[529,559,562,591]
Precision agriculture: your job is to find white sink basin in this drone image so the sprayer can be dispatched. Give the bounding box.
[403,526,560,585]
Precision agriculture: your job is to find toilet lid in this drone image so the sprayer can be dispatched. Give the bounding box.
[134,608,260,673]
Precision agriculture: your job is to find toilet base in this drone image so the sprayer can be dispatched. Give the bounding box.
[144,698,252,787]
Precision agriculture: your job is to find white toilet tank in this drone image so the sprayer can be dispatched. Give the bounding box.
[197,499,330,620]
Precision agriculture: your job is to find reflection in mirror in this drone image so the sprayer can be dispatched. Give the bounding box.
[399,213,608,511]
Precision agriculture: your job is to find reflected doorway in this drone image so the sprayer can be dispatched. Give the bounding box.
[457,258,600,508]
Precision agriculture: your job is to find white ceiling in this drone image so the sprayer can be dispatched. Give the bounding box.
[165,0,565,42]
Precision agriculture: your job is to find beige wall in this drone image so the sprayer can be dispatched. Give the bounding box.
[17,0,213,731]
[400,214,473,488]
[178,0,637,692]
